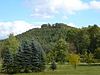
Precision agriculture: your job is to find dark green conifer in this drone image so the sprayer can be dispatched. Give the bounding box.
[30,39,46,72]
[1,48,14,73]
[15,40,32,73]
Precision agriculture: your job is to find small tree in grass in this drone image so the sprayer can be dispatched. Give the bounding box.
[50,60,56,71]
[68,53,80,69]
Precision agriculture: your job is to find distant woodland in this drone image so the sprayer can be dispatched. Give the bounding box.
[17,23,100,54]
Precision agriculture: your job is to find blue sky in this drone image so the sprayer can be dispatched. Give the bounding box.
[0,0,100,39]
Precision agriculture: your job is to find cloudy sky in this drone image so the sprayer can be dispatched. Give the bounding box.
[0,0,100,39]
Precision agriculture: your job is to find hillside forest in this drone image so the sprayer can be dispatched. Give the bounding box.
[0,23,100,74]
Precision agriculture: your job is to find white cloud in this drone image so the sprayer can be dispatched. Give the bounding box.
[68,23,76,27]
[0,21,40,39]
[25,0,100,20]
[49,0,89,12]
[90,0,100,9]
[25,0,89,19]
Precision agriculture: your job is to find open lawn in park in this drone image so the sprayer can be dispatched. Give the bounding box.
[0,64,100,75]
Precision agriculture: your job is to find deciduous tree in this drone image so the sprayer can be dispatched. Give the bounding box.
[68,53,80,69]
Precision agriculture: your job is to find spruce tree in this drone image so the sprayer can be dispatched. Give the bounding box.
[30,39,46,72]
[1,34,20,74]
[1,48,14,73]
[14,46,24,73]
[14,40,32,73]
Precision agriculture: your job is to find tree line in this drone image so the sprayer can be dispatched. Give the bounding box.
[16,23,100,58]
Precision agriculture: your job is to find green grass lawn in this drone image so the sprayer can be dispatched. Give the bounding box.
[0,64,100,75]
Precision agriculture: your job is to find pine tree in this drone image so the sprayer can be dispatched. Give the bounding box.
[30,39,46,72]
[16,40,32,73]
[1,34,20,74]
[1,48,14,73]
[14,39,46,73]
[20,41,31,72]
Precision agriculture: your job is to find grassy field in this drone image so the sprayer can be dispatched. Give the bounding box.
[0,64,100,75]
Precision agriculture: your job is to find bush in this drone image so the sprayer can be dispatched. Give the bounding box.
[50,60,57,71]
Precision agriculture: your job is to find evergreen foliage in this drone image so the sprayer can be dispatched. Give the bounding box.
[16,40,32,73]
[30,39,46,72]
[1,39,46,74]
[1,48,14,73]
[1,34,20,74]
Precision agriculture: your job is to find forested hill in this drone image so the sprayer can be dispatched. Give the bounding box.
[0,23,99,54]
[16,23,100,54]
[16,23,77,52]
